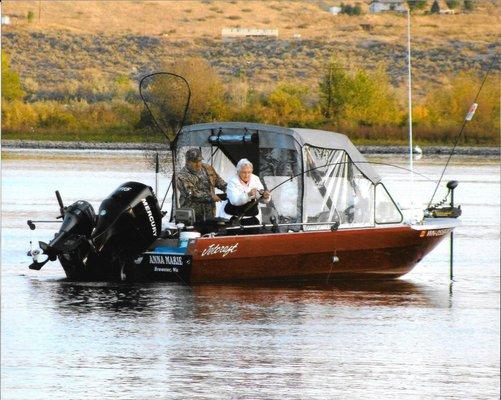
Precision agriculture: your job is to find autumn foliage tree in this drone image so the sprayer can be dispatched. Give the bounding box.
[419,71,499,144]
[319,60,402,129]
[2,50,24,101]
[139,57,228,142]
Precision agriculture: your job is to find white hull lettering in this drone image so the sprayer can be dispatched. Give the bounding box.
[149,255,183,266]
[426,229,450,237]
[154,266,179,273]
[142,198,158,236]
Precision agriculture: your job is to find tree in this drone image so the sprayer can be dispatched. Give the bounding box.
[1,50,24,101]
[407,0,427,10]
[140,57,228,142]
[343,66,401,127]
[27,10,35,23]
[319,60,402,127]
[431,0,440,13]
[445,0,459,8]
[421,71,499,144]
[463,0,474,11]
[263,83,315,126]
[340,3,362,16]
[319,60,353,119]
[352,4,362,15]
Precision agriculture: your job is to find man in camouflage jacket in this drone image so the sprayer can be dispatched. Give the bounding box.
[177,148,227,222]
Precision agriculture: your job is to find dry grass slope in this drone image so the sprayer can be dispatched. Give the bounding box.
[2,0,499,98]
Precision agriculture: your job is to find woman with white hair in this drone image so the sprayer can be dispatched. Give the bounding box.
[225,158,271,227]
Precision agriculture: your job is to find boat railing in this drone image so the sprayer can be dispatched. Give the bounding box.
[222,221,374,233]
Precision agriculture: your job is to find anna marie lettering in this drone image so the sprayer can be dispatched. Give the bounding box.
[201,243,238,257]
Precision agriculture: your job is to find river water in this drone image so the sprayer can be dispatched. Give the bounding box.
[1,150,499,399]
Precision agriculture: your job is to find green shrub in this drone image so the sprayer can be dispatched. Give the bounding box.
[27,10,35,23]
[463,0,474,11]
[340,4,362,16]
[407,0,427,10]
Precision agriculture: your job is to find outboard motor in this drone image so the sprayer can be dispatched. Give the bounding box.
[92,181,162,258]
[44,200,96,259]
[29,200,95,271]
[28,181,162,280]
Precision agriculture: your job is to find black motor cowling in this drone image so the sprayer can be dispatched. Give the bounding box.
[45,200,96,260]
[91,181,162,257]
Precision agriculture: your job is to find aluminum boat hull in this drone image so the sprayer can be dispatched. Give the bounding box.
[129,219,456,283]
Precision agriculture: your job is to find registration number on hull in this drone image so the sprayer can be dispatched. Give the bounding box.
[420,228,451,237]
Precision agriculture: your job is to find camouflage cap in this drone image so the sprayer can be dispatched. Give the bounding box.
[186,148,203,162]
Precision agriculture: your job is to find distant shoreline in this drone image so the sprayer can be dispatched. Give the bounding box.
[1,140,499,156]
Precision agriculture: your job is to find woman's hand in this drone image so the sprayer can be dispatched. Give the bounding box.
[248,188,258,198]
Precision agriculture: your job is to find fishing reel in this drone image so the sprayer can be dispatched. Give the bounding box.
[425,180,462,219]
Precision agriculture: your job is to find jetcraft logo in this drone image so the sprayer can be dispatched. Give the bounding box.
[201,243,238,257]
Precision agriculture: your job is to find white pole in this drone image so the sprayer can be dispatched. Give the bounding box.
[407,9,414,199]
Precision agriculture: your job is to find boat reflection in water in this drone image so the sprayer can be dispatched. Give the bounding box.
[31,278,447,319]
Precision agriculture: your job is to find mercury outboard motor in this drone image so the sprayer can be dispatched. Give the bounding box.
[28,182,162,280]
[92,181,162,258]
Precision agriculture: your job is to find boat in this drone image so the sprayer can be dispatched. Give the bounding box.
[26,71,462,283]
[26,120,461,283]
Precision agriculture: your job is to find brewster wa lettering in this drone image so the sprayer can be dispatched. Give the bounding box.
[201,243,238,257]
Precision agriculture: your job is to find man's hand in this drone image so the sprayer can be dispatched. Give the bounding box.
[248,188,258,198]
[262,190,271,200]
[211,194,222,202]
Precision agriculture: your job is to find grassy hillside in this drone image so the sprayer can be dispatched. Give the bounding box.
[2,0,499,97]
[1,1,499,146]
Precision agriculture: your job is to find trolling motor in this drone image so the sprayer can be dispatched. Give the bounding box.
[27,182,162,280]
[425,180,462,219]
[28,193,96,270]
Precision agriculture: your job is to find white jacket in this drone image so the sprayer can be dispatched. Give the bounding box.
[227,174,271,206]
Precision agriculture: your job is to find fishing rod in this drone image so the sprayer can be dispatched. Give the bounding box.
[427,54,498,209]
[268,160,434,194]
[233,160,433,223]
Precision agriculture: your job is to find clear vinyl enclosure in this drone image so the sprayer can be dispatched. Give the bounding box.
[174,123,402,230]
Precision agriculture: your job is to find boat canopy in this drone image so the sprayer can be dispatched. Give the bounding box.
[176,122,381,184]
[173,122,401,229]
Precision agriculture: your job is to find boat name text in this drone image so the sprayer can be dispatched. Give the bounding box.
[201,243,238,257]
[149,255,183,266]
